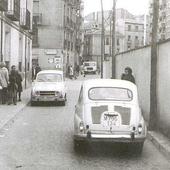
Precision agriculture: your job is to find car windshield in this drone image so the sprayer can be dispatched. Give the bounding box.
[36,73,62,82]
[88,87,133,101]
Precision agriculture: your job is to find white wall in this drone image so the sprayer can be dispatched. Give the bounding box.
[111,40,170,137]
[157,41,170,136]
[115,47,151,121]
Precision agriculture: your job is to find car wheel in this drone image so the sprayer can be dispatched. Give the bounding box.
[65,94,67,101]
[74,139,82,152]
[61,101,65,106]
[132,142,144,154]
[31,100,36,106]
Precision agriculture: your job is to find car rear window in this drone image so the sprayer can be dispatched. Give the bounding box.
[88,87,133,101]
[36,73,62,82]
[84,62,96,66]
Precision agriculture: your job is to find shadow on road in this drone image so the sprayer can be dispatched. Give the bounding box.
[73,141,143,159]
[28,101,66,107]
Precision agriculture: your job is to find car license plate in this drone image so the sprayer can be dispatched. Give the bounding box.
[101,111,121,128]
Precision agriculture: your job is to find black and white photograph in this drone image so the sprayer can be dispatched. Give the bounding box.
[0,0,170,169]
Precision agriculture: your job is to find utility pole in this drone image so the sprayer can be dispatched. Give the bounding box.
[111,0,116,79]
[100,0,104,78]
[149,0,159,130]
[0,12,3,62]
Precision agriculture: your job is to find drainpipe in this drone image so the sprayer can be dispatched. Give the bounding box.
[24,0,28,89]
[24,36,27,89]
[100,0,104,78]
[1,12,3,62]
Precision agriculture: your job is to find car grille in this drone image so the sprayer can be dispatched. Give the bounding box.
[40,91,55,96]
[87,67,93,70]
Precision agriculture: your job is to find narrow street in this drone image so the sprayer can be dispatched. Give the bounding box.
[0,75,170,170]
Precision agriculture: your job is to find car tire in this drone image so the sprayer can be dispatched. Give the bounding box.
[31,100,36,106]
[132,142,144,154]
[74,139,82,152]
[61,101,65,106]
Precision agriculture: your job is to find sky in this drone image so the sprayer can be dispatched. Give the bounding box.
[83,0,149,16]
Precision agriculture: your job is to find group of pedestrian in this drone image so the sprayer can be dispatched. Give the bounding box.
[67,64,80,80]
[0,63,23,105]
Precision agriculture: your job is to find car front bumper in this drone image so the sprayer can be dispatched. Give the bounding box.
[31,95,65,102]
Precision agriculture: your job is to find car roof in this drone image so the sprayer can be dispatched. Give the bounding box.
[37,70,63,74]
[83,79,137,90]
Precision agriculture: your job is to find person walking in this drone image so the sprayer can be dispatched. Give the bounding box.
[16,70,23,101]
[0,62,9,104]
[121,67,135,84]
[69,65,74,79]
[35,64,41,78]
[8,65,18,105]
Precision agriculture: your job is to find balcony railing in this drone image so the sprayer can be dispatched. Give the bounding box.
[33,13,42,25]
[0,0,8,11]
[6,0,20,21]
[20,8,30,30]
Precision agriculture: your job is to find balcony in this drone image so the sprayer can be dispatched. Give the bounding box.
[33,13,42,25]
[20,8,30,30]
[0,0,8,11]
[6,0,20,21]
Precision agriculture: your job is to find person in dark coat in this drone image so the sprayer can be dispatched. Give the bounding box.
[16,71,22,101]
[35,64,41,78]
[121,67,135,84]
[8,65,18,105]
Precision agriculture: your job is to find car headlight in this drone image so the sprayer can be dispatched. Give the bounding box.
[55,91,64,98]
[55,91,60,96]
[32,90,40,96]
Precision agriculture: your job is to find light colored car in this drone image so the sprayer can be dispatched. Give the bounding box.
[31,70,67,106]
[83,61,97,74]
[74,79,147,152]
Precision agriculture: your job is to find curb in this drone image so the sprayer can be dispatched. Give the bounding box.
[147,131,170,160]
[0,101,30,133]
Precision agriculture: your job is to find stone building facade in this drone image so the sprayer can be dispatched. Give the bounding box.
[0,0,33,88]
[32,0,83,72]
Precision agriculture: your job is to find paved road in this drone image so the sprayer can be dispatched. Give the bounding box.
[0,75,170,170]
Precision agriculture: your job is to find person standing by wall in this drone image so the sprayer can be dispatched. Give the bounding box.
[16,70,23,101]
[0,62,9,104]
[121,67,135,84]
[35,64,41,77]
[8,65,18,105]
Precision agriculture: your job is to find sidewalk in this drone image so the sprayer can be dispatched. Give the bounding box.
[147,131,170,160]
[0,88,31,132]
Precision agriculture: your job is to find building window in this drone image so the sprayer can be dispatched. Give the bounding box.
[128,25,131,31]
[105,37,109,45]
[135,26,138,31]
[135,36,138,40]
[19,62,22,72]
[27,62,30,71]
[128,35,131,41]
[117,39,120,46]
